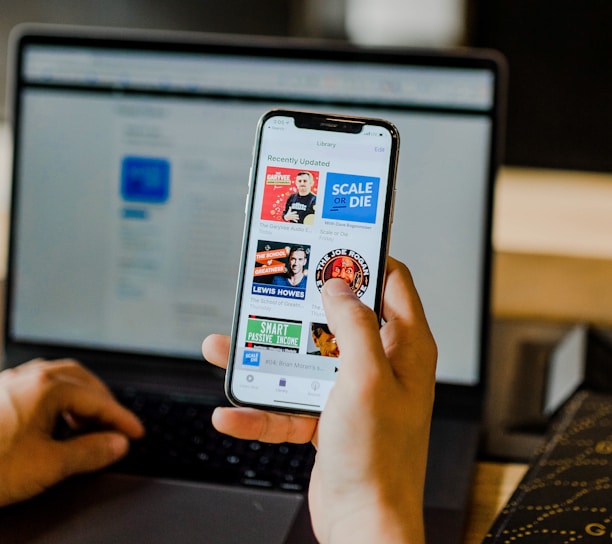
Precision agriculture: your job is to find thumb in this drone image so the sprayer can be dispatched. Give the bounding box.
[321,279,387,377]
[54,432,131,478]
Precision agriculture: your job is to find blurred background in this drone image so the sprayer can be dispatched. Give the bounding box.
[1,0,611,172]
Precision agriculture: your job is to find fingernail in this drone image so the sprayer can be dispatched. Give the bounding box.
[109,434,130,458]
[323,278,356,297]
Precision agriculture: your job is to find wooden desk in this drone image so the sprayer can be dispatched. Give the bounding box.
[493,167,612,326]
[463,461,528,544]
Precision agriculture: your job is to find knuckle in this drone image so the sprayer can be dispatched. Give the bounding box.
[31,365,60,389]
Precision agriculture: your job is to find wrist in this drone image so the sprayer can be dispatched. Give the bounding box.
[326,495,425,544]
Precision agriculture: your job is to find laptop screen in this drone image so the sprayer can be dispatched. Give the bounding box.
[7,29,503,387]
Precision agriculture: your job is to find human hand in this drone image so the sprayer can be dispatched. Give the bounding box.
[0,359,145,506]
[284,210,299,222]
[202,257,437,544]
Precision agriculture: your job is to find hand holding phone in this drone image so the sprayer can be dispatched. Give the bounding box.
[204,257,437,543]
[226,109,399,415]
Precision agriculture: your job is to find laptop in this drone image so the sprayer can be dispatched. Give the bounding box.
[1,24,506,544]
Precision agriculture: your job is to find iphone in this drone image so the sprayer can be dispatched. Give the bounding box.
[225,109,399,415]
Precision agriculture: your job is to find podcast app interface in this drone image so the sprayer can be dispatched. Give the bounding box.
[232,114,394,411]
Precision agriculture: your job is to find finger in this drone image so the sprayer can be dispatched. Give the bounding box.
[381,257,430,331]
[321,278,387,379]
[55,384,144,439]
[202,334,230,369]
[53,432,132,479]
[212,407,317,445]
[379,258,437,381]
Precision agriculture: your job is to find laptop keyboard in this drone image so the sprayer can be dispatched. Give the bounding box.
[111,387,316,493]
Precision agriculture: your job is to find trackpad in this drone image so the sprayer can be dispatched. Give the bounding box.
[0,473,305,544]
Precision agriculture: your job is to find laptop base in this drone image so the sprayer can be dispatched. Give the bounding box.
[0,473,311,544]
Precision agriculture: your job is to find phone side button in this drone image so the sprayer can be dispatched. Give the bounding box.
[389,190,396,223]
[244,193,249,214]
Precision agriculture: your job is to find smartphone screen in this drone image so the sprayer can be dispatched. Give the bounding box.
[226,109,399,415]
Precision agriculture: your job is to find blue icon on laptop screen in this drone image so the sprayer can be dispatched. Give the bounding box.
[121,156,171,204]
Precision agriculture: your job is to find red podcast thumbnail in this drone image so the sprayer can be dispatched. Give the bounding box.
[260,166,319,225]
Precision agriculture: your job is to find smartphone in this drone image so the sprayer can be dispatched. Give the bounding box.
[225,109,399,415]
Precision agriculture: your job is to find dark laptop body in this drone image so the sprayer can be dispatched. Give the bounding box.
[1,24,505,543]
